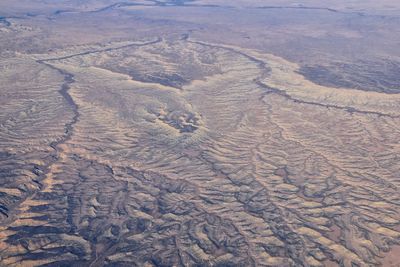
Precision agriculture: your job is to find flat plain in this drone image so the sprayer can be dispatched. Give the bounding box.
[1,1,400,266]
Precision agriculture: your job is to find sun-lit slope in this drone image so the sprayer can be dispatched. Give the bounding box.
[184,41,400,266]
[1,38,399,266]
[0,57,74,222]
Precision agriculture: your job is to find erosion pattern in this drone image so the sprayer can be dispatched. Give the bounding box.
[1,1,400,267]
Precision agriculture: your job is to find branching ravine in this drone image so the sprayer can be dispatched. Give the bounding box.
[1,38,164,225]
[186,37,400,119]
[40,37,162,62]
[0,61,78,226]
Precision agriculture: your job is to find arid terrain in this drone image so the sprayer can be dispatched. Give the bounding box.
[1,1,400,266]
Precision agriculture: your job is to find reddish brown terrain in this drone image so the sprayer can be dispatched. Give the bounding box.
[1,1,400,266]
